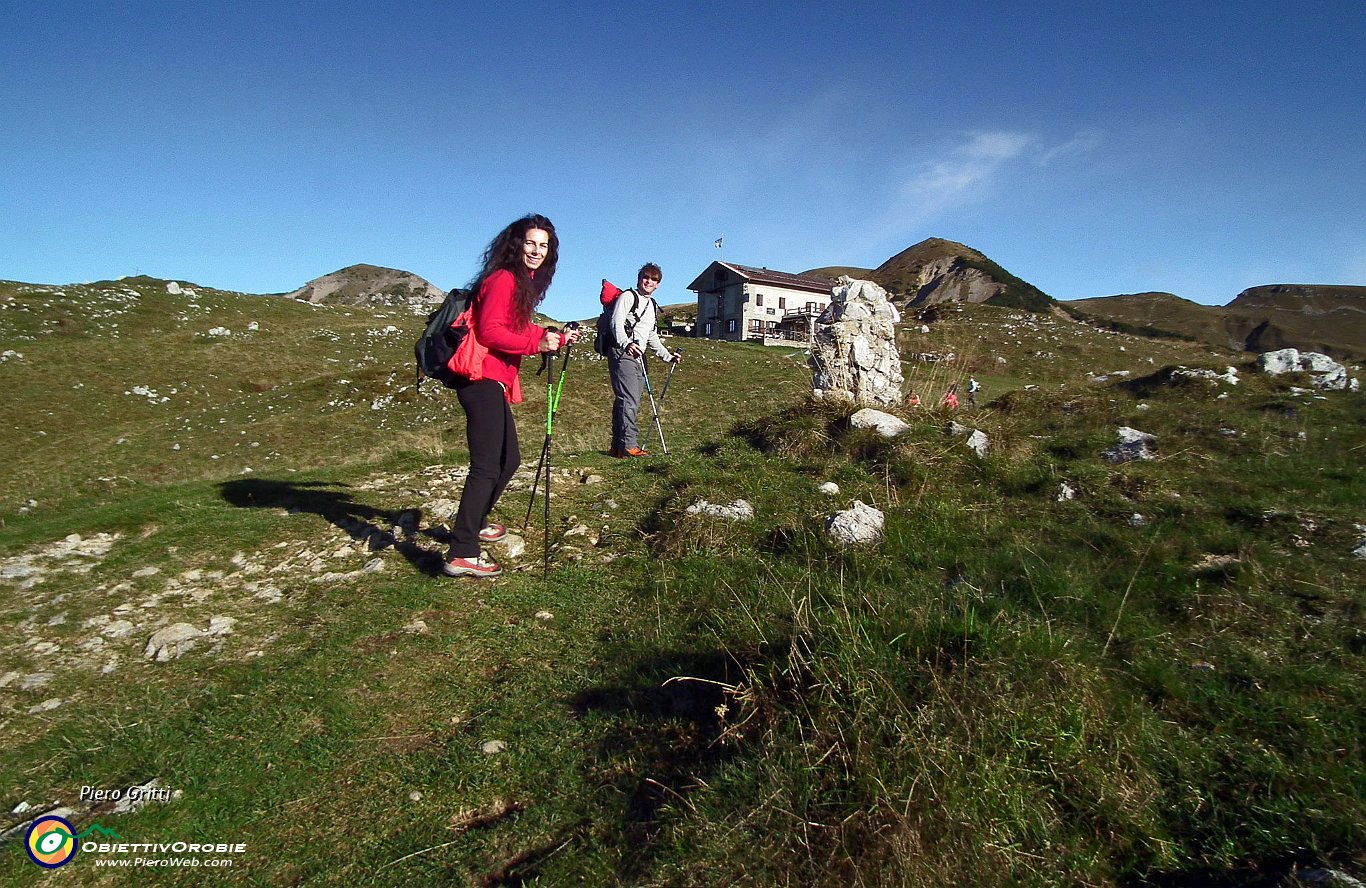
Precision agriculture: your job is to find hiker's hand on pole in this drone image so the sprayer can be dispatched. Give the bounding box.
[562,325,581,348]
[539,330,563,353]
[670,351,683,364]
[627,343,643,359]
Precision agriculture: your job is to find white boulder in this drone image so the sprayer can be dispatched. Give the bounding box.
[850,408,910,439]
[825,500,885,546]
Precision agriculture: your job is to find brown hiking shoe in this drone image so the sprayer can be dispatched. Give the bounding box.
[624,447,650,457]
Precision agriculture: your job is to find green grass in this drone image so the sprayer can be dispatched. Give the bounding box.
[0,277,1362,885]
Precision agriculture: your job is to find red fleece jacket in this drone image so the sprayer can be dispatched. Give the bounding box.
[472,269,545,404]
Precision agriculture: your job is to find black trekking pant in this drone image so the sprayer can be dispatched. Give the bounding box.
[449,379,519,559]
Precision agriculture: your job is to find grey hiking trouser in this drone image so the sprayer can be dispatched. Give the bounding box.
[607,349,645,451]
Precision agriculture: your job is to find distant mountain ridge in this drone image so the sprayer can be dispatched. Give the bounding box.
[1067,285,1366,362]
[284,264,445,308]
[802,239,1361,361]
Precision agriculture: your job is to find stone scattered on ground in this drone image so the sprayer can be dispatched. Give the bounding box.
[685,500,755,521]
[1102,427,1157,463]
[826,500,885,546]
[849,408,910,439]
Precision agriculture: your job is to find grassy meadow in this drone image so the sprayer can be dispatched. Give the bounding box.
[0,277,1362,886]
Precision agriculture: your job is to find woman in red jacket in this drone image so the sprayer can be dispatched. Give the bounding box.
[445,214,577,578]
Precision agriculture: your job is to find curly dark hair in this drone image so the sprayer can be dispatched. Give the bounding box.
[471,214,558,327]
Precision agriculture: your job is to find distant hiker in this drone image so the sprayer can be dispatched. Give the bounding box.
[444,215,579,578]
[907,390,922,408]
[967,377,980,407]
[606,263,682,458]
[942,383,959,410]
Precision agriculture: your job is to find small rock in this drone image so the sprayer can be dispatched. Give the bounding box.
[817,482,840,496]
[500,534,527,560]
[144,623,205,662]
[481,739,507,755]
[206,616,237,636]
[28,698,64,714]
[20,673,54,690]
[826,500,885,546]
[403,619,431,635]
[1103,426,1157,463]
[1057,483,1076,502]
[849,408,910,439]
[965,430,989,456]
[1191,553,1240,573]
[534,611,554,621]
[111,779,174,815]
[103,619,136,638]
[685,500,755,521]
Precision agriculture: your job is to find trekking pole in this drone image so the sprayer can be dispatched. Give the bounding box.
[522,351,554,533]
[521,325,579,579]
[657,348,682,409]
[639,356,668,455]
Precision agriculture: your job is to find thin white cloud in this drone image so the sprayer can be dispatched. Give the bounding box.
[1037,130,1103,166]
[894,130,1034,218]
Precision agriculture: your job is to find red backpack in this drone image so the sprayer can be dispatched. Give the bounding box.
[594,279,642,355]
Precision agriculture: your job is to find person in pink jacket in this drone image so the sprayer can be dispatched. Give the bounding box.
[445,214,578,578]
[942,383,959,410]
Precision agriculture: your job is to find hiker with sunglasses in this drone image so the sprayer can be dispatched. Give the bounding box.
[606,263,682,458]
[444,214,579,578]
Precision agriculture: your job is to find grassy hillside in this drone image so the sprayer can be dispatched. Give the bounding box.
[801,265,874,279]
[1064,293,1223,344]
[1065,288,1366,363]
[1,278,1362,886]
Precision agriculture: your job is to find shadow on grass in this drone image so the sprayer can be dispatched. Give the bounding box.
[1125,857,1327,888]
[217,478,447,577]
[568,643,784,883]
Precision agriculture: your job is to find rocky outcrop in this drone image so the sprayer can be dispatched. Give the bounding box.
[902,254,1004,306]
[809,278,904,407]
[870,238,1050,310]
[284,264,446,309]
[1257,348,1353,390]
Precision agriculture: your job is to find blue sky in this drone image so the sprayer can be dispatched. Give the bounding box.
[2,1,1362,320]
